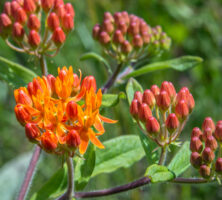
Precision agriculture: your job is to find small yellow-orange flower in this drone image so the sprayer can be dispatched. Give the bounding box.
[14,66,117,155]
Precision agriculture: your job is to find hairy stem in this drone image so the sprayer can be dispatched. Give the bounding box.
[158,146,167,165]
[56,157,75,200]
[16,146,41,200]
[102,62,123,94]
[74,177,209,198]
[39,55,48,76]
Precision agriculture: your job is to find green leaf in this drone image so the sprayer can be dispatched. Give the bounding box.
[80,52,112,74]
[101,92,126,108]
[126,78,143,105]
[168,141,191,177]
[92,135,145,177]
[138,131,158,165]
[75,143,96,191]
[145,164,175,183]
[0,153,32,200]
[30,166,68,200]
[0,56,37,88]
[123,56,203,79]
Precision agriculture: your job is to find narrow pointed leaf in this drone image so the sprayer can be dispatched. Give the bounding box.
[123,56,203,79]
[0,56,37,88]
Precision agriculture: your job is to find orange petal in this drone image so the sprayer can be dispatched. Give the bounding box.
[89,130,104,149]
[99,114,118,124]
[79,139,89,154]
[94,116,105,133]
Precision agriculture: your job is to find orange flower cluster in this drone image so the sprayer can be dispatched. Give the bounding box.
[14,67,116,155]
[190,118,222,178]
[0,0,74,56]
[130,81,195,147]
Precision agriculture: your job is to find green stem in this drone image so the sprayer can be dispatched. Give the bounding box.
[39,55,48,76]
[158,146,167,165]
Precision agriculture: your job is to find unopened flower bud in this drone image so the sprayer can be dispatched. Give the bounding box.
[3,2,12,17]
[47,74,56,94]
[66,130,81,148]
[156,90,171,111]
[113,30,124,44]
[41,131,58,152]
[138,103,152,122]
[64,3,75,17]
[151,85,160,97]
[134,91,143,104]
[114,12,122,25]
[14,88,32,105]
[11,1,20,18]
[54,0,64,9]
[175,100,189,120]
[191,127,203,140]
[14,104,31,125]
[23,0,36,13]
[47,12,60,31]
[28,30,41,47]
[66,101,78,121]
[217,120,222,126]
[130,99,139,118]
[25,123,40,142]
[27,82,34,96]
[52,27,66,46]
[128,22,139,35]
[81,76,97,92]
[0,13,12,29]
[103,12,114,23]
[56,4,65,19]
[187,94,195,112]
[92,24,100,40]
[199,165,211,179]
[146,116,160,134]
[15,7,27,24]
[160,81,176,100]
[142,89,155,108]
[102,19,114,34]
[99,31,110,45]
[140,21,150,33]
[27,14,40,30]
[190,136,203,153]
[13,22,25,40]
[121,40,132,54]
[142,32,151,44]
[73,73,80,88]
[214,123,222,142]
[117,21,127,34]
[202,117,215,132]
[14,0,24,5]
[132,34,143,48]
[202,128,213,142]
[62,13,74,32]
[202,147,215,163]
[41,0,54,12]
[121,11,129,25]
[176,87,190,103]
[215,158,222,174]
[190,152,202,168]
[166,113,179,133]
[205,135,218,151]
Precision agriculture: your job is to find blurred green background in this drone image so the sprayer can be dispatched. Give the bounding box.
[1,0,222,199]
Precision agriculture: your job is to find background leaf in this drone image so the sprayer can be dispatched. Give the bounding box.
[0,56,37,88]
[75,143,96,191]
[31,165,67,200]
[80,52,112,74]
[0,152,32,200]
[168,141,191,177]
[126,78,143,105]
[123,56,203,79]
[92,135,145,177]
[101,92,126,108]
[145,164,175,183]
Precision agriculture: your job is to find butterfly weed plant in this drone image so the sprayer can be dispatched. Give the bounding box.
[0,1,220,200]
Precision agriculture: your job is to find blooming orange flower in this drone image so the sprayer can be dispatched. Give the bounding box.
[14,66,117,156]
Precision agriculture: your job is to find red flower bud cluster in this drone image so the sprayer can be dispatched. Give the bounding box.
[190,118,222,178]
[130,81,194,147]
[0,0,75,56]
[92,11,171,62]
[14,66,116,156]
